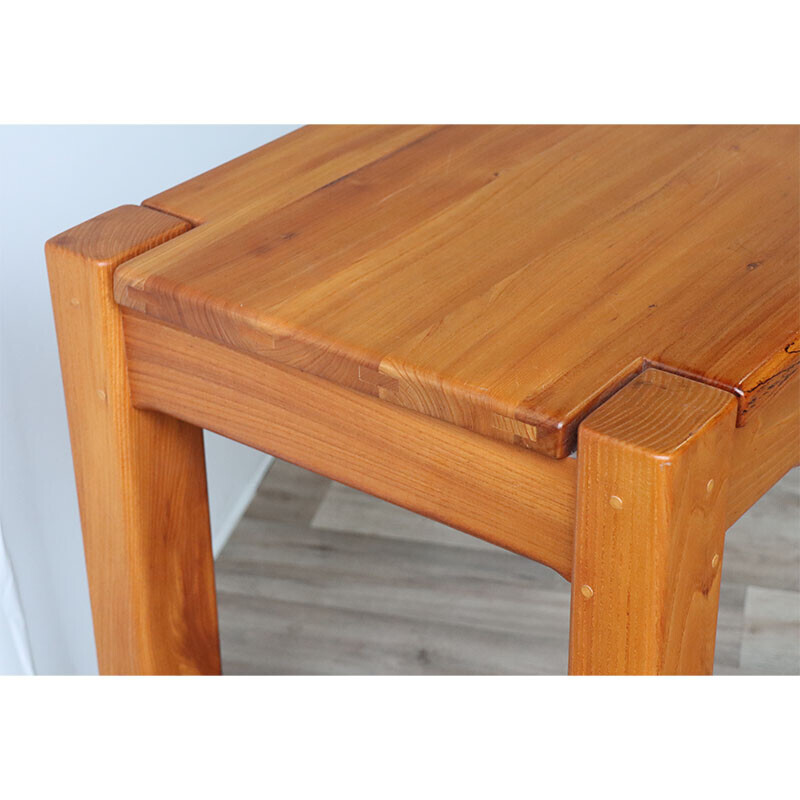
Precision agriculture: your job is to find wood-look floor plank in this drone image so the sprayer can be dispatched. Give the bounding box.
[723,472,800,592]
[223,519,565,589]
[312,481,498,551]
[217,524,570,639]
[218,594,569,676]
[247,464,332,526]
[216,460,800,675]
[739,587,800,673]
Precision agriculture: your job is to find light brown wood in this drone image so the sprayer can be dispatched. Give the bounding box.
[120,309,578,578]
[119,306,799,586]
[114,125,799,457]
[144,125,439,225]
[728,370,800,525]
[569,369,737,674]
[47,128,799,675]
[46,205,221,675]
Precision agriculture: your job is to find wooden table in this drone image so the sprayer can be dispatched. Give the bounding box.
[46,126,799,675]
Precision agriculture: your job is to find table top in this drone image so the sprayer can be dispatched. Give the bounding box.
[115,125,799,458]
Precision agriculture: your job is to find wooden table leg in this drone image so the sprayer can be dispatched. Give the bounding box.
[46,206,221,675]
[569,369,737,675]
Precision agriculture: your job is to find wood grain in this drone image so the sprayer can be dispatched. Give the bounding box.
[120,309,579,578]
[48,130,799,675]
[46,205,221,675]
[569,369,737,674]
[114,125,799,457]
[144,125,439,225]
[728,370,800,525]
[215,459,800,675]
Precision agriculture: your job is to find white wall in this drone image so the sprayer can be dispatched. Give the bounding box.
[0,125,299,674]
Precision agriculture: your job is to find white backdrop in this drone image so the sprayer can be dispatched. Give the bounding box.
[0,125,299,673]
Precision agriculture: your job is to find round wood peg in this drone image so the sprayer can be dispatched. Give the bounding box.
[580,584,594,599]
[706,478,715,493]
[609,495,623,510]
[711,553,720,569]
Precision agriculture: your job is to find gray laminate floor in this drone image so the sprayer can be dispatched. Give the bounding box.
[216,460,800,674]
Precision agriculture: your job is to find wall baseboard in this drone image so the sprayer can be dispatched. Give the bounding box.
[212,456,273,558]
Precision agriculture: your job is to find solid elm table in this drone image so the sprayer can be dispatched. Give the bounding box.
[46,125,799,675]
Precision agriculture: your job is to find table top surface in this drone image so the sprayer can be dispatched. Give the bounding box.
[115,125,799,457]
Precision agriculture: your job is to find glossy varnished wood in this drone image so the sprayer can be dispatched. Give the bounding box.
[121,310,578,578]
[569,369,737,674]
[728,371,800,525]
[46,206,221,675]
[144,125,438,225]
[120,308,798,584]
[114,125,799,457]
[47,128,799,676]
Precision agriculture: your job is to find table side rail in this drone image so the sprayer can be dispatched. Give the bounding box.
[121,310,579,579]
